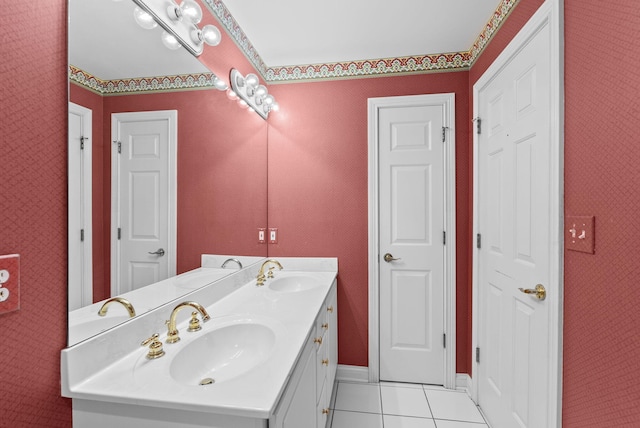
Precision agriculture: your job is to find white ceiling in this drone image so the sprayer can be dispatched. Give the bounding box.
[221,0,503,66]
[69,0,502,80]
[69,0,209,80]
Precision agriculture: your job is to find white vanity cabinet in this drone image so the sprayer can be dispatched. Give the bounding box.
[271,280,338,428]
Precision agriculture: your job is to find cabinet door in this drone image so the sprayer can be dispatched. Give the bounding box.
[272,337,317,428]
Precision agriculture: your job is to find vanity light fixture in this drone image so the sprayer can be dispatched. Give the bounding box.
[131,0,222,57]
[230,69,279,119]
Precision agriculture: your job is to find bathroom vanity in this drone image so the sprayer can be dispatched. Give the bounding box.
[62,258,338,428]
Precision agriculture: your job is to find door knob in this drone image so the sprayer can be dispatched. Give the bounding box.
[518,284,546,300]
[383,253,401,263]
[148,248,165,257]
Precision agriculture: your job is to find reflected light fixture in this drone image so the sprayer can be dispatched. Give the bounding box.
[230,69,279,119]
[131,0,222,56]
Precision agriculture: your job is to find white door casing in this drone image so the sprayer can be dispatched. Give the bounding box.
[369,94,456,388]
[472,1,563,427]
[68,102,93,311]
[111,111,177,296]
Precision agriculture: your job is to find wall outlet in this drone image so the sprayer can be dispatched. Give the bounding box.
[258,228,266,244]
[0,254,20,314]
[269,228,278,244]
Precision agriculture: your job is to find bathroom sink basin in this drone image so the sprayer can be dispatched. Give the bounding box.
[169,322,276,386]
[268,274,322,292]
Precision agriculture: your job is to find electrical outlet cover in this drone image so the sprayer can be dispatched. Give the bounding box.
[0,254,20,314]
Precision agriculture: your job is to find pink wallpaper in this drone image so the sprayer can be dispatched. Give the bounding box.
[0,1,72,426]
[562,0,640,425]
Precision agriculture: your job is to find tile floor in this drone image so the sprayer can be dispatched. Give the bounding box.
[329,381,490,428]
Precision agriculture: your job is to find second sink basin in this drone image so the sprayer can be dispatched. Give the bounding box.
[169,320,276,386]
[268,274,322,292]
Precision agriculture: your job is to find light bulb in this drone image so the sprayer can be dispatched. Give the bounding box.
[180,0,203,24]
[264,95,275,106]
[270,101,280,112]
[161,31,182,50]
[226,89,238,100]
[213,77,228,91]
[201,25,221,46]
[255,85,267,98]
[133,7,158,30]
[238,99,248,109]
[245,73,259,89]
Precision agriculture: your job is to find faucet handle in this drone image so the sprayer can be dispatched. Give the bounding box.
[187,311,202,332]
[267,266,275,278]
[141,333,165,359]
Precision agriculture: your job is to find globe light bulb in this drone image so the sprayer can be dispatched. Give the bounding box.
[133,7,158,30]
[161,31,182,50]
[180,0,203,24]
[213,77,228,91]
[201,25,221,46]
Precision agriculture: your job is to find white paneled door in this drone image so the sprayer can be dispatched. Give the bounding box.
[111,111,177,295]
[378,100,446,385]
[476,9,558,428]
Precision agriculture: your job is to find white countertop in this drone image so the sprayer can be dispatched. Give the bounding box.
[62,258,337,419]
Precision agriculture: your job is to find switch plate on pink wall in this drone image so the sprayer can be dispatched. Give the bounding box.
[565,216,595,254]
[0,254,20,314]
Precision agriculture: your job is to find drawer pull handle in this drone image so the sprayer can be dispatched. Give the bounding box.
[322,408,330,415]
[322,358,329,366]
[322,323,329,330]
[314,337,323,345]
[327,306,334,313]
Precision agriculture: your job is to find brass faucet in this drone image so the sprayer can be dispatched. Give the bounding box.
[256,259,283,286]
[165,301,210,344]
[97,297,136,318]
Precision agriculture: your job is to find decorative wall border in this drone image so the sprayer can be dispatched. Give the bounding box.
[205,0,520,82]
[68,65,219,95]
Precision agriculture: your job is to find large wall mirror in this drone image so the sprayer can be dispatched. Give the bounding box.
[68,0,268,345]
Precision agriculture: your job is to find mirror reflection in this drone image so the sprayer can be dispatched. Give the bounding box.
[68,0,268,345]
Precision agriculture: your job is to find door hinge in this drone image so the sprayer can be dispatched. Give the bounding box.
[80,136,89,150]
[443,230,446,245]
[473,117,482,135]
[442,126,449,143]
[80,229,84,242]
[117,228,121,240]
[476,233,482,249]
[443,333,446,349]
[476,347,480,363]
[113,140,121,154]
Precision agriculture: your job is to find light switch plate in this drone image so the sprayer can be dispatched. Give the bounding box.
[258,228,266,244]
[565,216,595,254]
[0,254,20,314]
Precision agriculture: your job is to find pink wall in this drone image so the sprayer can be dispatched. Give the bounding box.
[0,1,72,426]
[562,0,640,425]
[267,73,471,369]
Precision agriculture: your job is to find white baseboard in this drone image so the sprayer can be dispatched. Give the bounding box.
[456,373,472,394]
[336,365,369,383]
[336,366,473,395]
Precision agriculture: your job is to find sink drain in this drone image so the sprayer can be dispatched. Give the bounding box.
[199,378,215,386]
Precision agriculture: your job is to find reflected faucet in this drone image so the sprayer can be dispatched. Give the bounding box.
[97,297,136,318]
[221,258,243,269]
[256,259,283,286]
[166,301,210,344]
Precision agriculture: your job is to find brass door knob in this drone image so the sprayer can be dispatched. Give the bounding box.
[518,284,546,300]
[384,253,401,263]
